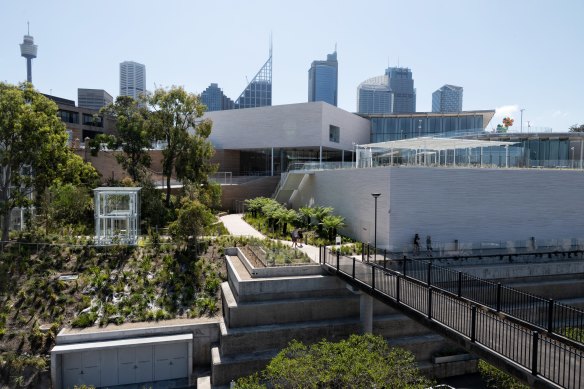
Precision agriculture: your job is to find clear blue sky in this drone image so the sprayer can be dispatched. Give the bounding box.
[1,0,582,132]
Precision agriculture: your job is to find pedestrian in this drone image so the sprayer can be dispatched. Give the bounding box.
[413,233,420,256]
[291,229,299,248]
[298,229,304,248]
[426,235,433,257]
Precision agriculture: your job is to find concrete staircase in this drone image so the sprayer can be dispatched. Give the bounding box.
[211,252,472,387]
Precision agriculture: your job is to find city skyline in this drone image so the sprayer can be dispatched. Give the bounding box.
[1,0,582,131]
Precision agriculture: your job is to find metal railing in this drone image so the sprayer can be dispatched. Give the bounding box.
[319,246,584,388]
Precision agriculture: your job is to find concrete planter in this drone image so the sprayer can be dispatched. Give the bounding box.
[226,247,323,278]
[432,353,474,364]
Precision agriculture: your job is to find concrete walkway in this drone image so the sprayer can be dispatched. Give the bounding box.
[220,214,321,263]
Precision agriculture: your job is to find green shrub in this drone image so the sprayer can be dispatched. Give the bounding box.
[478,360,529,389]
[71,312,97,328]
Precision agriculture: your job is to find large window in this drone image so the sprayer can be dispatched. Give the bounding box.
[82,113,103,127]
[58,110,79,124]
[329,125,340,143]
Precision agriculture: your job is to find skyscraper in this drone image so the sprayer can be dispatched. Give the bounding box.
[308,51,338,106]
[385,67,416,113]
[19,23,37,84]
[78,89,113,111]
[357,75,393,114]
[201,83,235,112]
[234,48,272,109]
[119,61,146,100]
[432,84,463,113]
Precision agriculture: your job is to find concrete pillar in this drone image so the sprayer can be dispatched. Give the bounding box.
[360,293,373,334]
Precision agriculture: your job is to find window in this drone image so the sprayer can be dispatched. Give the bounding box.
[329,125,340,143]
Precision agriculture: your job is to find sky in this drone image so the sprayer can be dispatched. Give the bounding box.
[1,0,583,132]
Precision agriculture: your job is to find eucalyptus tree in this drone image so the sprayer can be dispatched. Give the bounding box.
[0,82,98,240]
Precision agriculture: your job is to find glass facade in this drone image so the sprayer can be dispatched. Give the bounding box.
[385,67,416,113]
[432,85,463,113]
[357,75,392,114]
[235,52,272,109]
[119,61,146,100]
[201,83,235,112]
[369,114,485,142]
[308,51,338,106]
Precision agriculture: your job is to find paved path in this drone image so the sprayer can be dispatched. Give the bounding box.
[220,214,320,262]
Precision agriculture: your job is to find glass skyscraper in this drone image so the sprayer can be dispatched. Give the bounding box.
[385,67,416,113]
[235,50,272,109]
[357,75,393,114]
[201,83,235,112]
[432,84,463,113]
[78,89,113,111]
[308,51,338,106]
[119,61,146,100]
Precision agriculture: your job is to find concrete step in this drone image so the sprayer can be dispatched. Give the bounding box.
[387,333,446,361]
[219,317,361,356]
[219,313,436,357]
[211,346,276,387]
[222,282,361,327]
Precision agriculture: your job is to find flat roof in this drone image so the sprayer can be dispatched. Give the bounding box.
[51,333,192,354]
[361,137,519,152]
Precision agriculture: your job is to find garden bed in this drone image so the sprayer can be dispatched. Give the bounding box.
[228,243,322,278]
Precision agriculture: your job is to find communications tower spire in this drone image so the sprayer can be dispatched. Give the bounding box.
[20,22,38,84]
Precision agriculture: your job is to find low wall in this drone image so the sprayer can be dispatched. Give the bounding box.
[227,247,323,278]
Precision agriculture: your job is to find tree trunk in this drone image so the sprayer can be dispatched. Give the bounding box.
[165,173,171,207]
[1,210,10,242]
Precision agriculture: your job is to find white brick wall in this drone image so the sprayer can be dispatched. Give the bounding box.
[291,166,584,250]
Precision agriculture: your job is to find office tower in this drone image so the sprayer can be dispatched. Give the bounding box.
[385,67,416,113]
[201,83,235,112]
[308,50,338,106]
[235,48,272,109]
[119,61,146,100]
[78,89,113,111]
[19,23,38,83]
[432,84,463,113]
[357,75,393,114]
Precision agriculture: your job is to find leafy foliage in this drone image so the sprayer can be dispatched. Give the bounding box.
[478,360,529,389]
[147,86,216,207]
[235,334,432,389]
[99,96,152,182]
[569,123,584,133]
[0,82,98,240]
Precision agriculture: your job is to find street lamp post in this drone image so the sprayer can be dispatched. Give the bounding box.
[371,193,381,256]
[520,109,525,133]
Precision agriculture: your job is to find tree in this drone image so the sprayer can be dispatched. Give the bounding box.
[322,214,346,240]
[0,82,99,240]
[569,123,584,133]
[99,96,152,182]
[148,86,215,207]
[168,198,215,252]
[235,334,432,389]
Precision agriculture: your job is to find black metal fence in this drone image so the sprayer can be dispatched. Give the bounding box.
[319,246,584,388]
[355,243,584,345]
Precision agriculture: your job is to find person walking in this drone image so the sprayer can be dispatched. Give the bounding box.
[426,235,433,257]
[413,233,420,256]
[291,229,299,248]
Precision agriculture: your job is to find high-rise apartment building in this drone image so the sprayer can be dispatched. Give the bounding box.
[119,61,146,100]
[432,84,463,113]
[357,75,393,114]
[308,51,338,106]
[385,67,416,113]
[201,83,235,112]
[78,89,113,111]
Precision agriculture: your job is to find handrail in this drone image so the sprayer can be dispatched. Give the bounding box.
[321,246,584,388]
